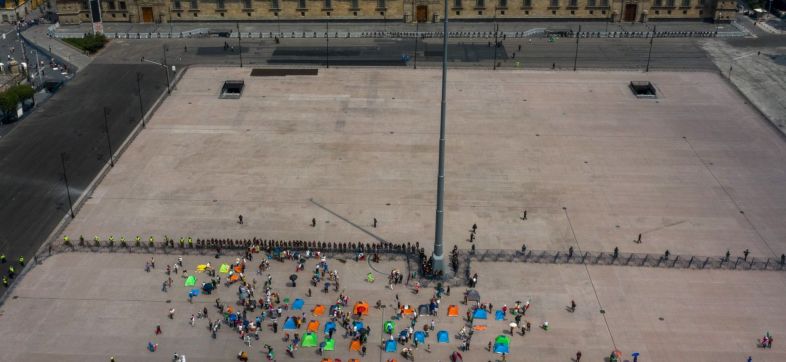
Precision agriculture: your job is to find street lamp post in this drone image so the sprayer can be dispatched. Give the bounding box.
[414,20,419,69]
[492,10,498,70]
[645,25,656,72]
[432,0,449,276]
[136,72,146,127]
[573,25,581,71]
[236,22,243,67]
[325,20,329,68]
[103,107,115,167]
[60,152,75,218]
[140,57,171,94]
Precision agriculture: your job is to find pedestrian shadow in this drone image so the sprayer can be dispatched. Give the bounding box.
[308,198,388,244]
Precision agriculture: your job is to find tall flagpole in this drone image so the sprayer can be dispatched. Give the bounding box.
[432,0,449,276]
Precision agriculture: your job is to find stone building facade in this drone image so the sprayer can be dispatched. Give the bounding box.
[55,0,734,24]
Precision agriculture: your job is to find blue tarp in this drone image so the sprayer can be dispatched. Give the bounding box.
[353,321,364,331]
[495,310,505,320]
[494,343,510,354]
[292,298,305,310]
[414,331,426,343]
[189,289,200,296]
[283,317,297,330]
[228,313,238,322]
[472,309,488,320]
[384,339,397,352]
[437,330,449,343]
[324,321,336,334]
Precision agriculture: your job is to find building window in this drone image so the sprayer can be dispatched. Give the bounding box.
[667,0,675,6]
[106,1,116,10]
[119,0,126,9]
[271,0,279,9]
[550,0,558,7]
[681,0,689,6]
[499,0,507,8]
[244,0,251,8]
[475,0,484,8]
[600,0,607,6]
[377,0,385,9]
[698,0,704,5]
[454,0,461,7]
[189,0,197,9]
[324,0,331,8]
[587,0,595,7]
[654,0,661,6]
[523,0,531,7]
[217,0,225,9]
[298,0,305,8]
[173,0,181,9]
[568,0,576,7]
[351,0,359,8]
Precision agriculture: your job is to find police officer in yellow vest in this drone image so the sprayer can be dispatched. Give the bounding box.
[17,256,24,266]
[2,275,7,287]
[63,236,70,243]
[0,254,5,263]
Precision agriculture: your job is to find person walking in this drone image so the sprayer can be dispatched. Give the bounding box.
[155,325,162,334]
[238,215,244,224]
[311,218,316,227]
[744,249,750,261]
[472,223,477,233]
[571,300,576,313]
[373,218,378,228]
[576,351,582,361]
[169,308,175,319]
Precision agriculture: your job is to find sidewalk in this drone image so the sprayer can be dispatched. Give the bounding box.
[55,19,732,36]
[21,24,92,72]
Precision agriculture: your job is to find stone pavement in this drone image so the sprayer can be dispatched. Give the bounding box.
[61,68,786,259]
[0,251,783,361]
[701,37,786,137]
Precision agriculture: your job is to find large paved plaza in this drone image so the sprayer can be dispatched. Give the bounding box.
[1,68,785,361]
[65,67,786,258]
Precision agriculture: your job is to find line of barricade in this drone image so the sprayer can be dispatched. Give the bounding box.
[468,249,786,271]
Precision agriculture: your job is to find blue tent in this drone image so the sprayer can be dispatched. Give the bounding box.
[353,321,364,331]
[472,309,488,320]
[283,317,297,330]
[399,330,409,339]
[384,339,397,353]
[292,298,305,310]
[228,313,238,322]
[324,321,336,335]
[437,330,449,343]
[414,331,426,343]
[495,310,505,320]
[494,343,510,354]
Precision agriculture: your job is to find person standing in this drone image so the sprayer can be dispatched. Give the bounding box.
[571,300,576,313]
[238,215,244,224]
[576,351,582,361]
[311,218,316,227]
[373,218,378,228]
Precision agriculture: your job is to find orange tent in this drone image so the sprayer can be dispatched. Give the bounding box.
[349,359,360,362]
[448,305,459,317]
[307,320,320,332]
[401,305,414,315]
[321,358,332,362]
[473,325,487,331]
[349,340,362,351]
[229,274,240,282]
[313,305,326,316]
[353,301,369,316]
[233,265,243,273]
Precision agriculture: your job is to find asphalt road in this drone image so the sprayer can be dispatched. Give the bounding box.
[0,64,166,281]
[93,36,716,71]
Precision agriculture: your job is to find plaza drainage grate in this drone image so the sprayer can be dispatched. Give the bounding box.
[629,81,657,99]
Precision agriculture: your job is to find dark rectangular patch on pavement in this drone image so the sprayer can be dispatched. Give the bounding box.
[250,69,318,77]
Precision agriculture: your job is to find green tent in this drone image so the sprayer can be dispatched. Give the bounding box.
[219,264,230,274]
[324,338,335,351]
[495,335,510,346]
[384,320,395,334]
[185,275,197,286]
[301,332,318,347]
